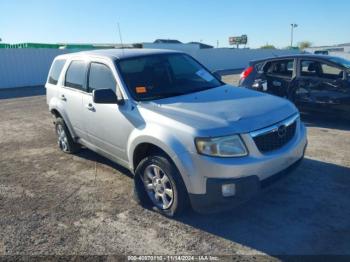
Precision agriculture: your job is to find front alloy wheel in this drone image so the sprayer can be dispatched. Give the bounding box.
[133,153,189,217]
[143,164,174,210]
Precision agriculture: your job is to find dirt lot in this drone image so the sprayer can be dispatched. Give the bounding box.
[0,84,350,259]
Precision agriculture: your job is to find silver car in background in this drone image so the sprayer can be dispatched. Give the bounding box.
[46,49,307,217]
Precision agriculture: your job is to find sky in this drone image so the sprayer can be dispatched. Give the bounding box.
[1,0,349,48]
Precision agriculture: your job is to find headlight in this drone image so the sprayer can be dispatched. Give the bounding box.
[195,135,248,157]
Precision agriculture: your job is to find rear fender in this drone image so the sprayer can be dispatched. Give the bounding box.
[49,97,77,139]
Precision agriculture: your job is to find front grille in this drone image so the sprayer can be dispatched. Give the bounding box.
[253,121,297,153]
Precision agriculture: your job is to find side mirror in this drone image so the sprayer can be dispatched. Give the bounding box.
[213,71,222,81]
[93,88,124,105]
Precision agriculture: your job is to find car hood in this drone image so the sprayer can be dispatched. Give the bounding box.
[138,85,298,135]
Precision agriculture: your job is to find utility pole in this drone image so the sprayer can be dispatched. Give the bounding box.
[290,23,298,48]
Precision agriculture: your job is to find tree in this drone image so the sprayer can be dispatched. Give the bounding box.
[260,44,276,49]
[298,41,312,50]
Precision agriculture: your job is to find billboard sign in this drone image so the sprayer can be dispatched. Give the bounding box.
[229,35,248,45]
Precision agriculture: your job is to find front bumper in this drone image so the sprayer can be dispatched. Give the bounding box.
[173,119,307,213]
[189,153,305,213]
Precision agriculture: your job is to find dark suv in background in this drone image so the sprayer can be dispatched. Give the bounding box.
[239,55,350,119]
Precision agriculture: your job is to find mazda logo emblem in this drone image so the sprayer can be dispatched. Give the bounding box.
[277,125,287,138]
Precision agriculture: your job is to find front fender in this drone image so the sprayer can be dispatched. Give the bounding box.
[127,123,190,170]
[127,123,195,191]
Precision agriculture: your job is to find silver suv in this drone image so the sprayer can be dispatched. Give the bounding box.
[46,49,307,217]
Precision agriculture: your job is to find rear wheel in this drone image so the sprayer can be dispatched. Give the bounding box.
[54,117,80,154]
[134,153,188,217]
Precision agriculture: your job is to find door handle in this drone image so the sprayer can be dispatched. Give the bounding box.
[60,94,67,101]
[86,103,95,112]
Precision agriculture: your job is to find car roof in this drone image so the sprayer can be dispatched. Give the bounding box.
[55,48,182,60]
[250,53,342,64]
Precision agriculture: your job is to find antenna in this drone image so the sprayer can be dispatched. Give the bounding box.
[117,22,125,54]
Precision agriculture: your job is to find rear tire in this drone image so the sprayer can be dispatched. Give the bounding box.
[133,153,189,217]
[54,117,81,154]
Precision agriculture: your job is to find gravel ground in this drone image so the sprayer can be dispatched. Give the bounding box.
[0,83,349,260]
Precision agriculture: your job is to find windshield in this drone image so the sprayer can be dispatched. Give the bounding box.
[116,53,222,101]
[328,57,350,69]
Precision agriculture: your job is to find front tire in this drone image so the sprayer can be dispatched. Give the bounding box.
[54,117,80,154]
[134,154,188,217]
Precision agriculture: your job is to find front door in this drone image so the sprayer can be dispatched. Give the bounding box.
[293,59,350,115]
[82,61,132,165]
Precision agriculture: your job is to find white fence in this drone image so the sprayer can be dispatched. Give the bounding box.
[0,49,70,89]
[0,47,301,89]
[192,48,301,72]
[143,43,301,71]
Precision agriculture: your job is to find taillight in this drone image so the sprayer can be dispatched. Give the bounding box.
[240,66,254,79]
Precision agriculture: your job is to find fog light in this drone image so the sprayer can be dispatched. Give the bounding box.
[222,183,236,197]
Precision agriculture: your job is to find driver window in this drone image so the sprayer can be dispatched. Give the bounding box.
[301,60,342,79]
[88,63,116,92]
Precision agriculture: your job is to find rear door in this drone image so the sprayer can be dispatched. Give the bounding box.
[293,59,349,115]
[263,59,296,98]
[59,60,89,139]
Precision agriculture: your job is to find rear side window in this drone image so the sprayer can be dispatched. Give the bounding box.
[88,63,116,92]
[65,61,87,91]
[255,62,265,72]
[48,59,66,85]
[265,59,294,77]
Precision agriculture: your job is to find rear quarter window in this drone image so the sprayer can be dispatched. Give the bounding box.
[48,59,66,85]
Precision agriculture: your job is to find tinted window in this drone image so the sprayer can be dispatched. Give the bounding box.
[265,59,294,77]
[48,59,66,85]
[65,61,87,91]
[301,60,342,79]
[117,53,221,101]
[88,63,116,92]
